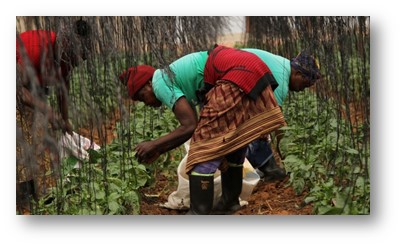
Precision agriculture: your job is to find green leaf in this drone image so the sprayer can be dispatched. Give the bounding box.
[293,178,305,195]
[95,206,103,215]
[61,156,80,176]
[88,149,102,163]
[334,192,346,208]
[124,191,140,204]
[95,190,105,200]
[132,166,150,188]
[109,183,122,193]
[345,148,359,155]
[327,131,338,141]
[319,206,343,215]
[108,201,120,213]
[356,176,365,188]
[330,119,338,128]
[323,178,334,188]
[283,155,301,164]
[279,126,296,131]
[304,196,316,204]
[63,156,80,168]
[108,192,121,201]
[108,177,123,187]
[353,166,361,174]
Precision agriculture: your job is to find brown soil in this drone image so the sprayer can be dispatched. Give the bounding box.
[139,172,313,215]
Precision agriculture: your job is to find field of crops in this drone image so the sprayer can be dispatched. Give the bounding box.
[16,16,369,216]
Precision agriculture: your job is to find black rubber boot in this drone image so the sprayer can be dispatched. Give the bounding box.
[258,156,287,182]
[213,165,243,215]
[187,175,214,215]
[16,180,36,214]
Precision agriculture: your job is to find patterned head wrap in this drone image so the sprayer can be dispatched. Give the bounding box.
[290,52,321,81]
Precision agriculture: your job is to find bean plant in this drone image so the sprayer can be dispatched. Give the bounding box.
[280,91,370,215]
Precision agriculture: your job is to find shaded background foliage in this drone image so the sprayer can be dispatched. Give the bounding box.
[246,16,370,214]
[16,16,369,214]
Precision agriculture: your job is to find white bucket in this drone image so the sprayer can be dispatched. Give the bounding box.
[240,159,261,201]
[161,142,260,210]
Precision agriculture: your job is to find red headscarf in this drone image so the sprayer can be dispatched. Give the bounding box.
[119,65,156,99]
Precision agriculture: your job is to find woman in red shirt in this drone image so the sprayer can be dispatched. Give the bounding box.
[16,19,91,213]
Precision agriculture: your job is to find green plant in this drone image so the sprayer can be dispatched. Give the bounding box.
[280,90,370,215]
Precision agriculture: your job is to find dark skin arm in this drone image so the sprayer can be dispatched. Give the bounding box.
[273,128,285,159]
[134,97,198,163]
[272,106,285,159]
[20,86,64,131]
[54,34,73,135]
[17,64,66,132]
[261,106,285,159]
[56,77,73,135]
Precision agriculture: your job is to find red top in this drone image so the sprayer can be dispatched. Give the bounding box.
[16,30,65,86]
[204,45,277,100]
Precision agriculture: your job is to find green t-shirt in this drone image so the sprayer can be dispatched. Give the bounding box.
[152,49,290,110]
[152,51,208,110]
[242,49,291,106]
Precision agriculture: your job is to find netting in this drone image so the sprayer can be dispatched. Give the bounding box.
[16,16,228,214]
[16,16,369,215]
[246,16,370,214]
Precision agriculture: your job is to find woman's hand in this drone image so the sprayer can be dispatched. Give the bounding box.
[47,111,62,131]
[47,111,73,135]
[133,97,197,164]
[62,120,73,135]
[134,140,160,163]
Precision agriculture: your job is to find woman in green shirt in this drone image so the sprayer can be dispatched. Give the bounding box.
[120,46,320,215]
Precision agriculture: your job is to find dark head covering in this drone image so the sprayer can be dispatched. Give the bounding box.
[290,52,321,81]
[75,19,91,37]
[119,65,156,99]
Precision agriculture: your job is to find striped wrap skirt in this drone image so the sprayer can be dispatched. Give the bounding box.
[185,80,286,174]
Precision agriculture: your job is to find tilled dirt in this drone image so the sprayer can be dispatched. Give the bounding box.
[139,173,313,215]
